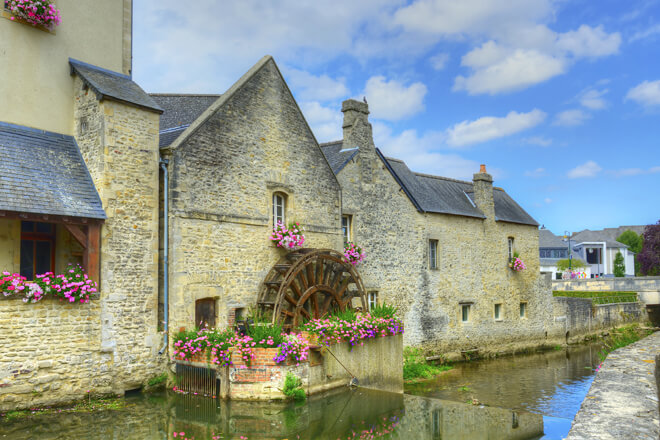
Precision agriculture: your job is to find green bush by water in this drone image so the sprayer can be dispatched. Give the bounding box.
[403,347,452,381]
[552,291,638,304]
[283,372,306,401]
[599,324,653,361]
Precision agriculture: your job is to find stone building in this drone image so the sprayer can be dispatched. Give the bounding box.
[0,0,165,410]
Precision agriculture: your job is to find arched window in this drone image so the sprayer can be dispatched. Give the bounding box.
[273,193,286,227]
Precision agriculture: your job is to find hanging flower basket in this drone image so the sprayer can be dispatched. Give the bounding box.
[343,242,365,266]
[5,0,62,31]
[270,221,305,250]
[508,251,526,272]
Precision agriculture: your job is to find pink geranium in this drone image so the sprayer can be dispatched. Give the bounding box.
[5,0,61,30]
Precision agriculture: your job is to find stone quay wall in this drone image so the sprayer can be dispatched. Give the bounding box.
[553,276,660,305]
[567,331,660,440]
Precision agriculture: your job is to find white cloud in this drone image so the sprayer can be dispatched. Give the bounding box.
[626,80,660,107]
[284,67,349,102]
[363,76,428,121]
[524,167,546,177]
[299,101,343,142]
[556,25,621,58]
[446,109,546,147]
[579,89,608,110]
[609,166,660,177]
[553,109,591,126]
[454,45,565,95]
[629,24,660,42]
[523,136,552,147]
[429,53,450,70]
[544,197,552,204]
[567,161,602,178]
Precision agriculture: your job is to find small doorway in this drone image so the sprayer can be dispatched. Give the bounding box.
[195,298,216,329]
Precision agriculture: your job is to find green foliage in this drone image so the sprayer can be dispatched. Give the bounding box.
[147,372,168,387]
[403,347,452,381]
[331,308,357,322]
[556,258,587,271]
[552,291,637,304]
[282,372,306,401]
[617,230,643,254]
[369,302,398,319]
[247,322,284,347]
[613,252,626,277]
[598,324,652,361]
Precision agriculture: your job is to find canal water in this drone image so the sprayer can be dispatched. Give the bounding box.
[0,343,602,440]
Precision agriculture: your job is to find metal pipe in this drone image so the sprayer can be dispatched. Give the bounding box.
[158,158,169,355]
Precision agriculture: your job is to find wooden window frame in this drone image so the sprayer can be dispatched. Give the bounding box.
[272,192,286,227]
[20,221,56,280]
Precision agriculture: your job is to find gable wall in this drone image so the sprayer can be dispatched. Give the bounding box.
[166,59,342,331]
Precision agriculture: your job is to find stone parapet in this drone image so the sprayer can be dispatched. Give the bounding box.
[566,331,660,440]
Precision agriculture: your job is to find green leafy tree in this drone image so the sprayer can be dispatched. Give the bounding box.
[617,230,643,275]
[556,258,587,272]
[613,252,625,277]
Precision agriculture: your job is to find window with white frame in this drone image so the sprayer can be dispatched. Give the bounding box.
[429,239,438,269]
[508,237,515,260]
[368,291,378,311]
[494,303,502,320]
[520,302,527,318]
[342,215,352,244]
[272,193,286,227]
[461,304,471,323]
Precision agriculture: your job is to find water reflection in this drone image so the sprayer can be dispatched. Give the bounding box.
[406,343,602,420]
[0,388,543,440]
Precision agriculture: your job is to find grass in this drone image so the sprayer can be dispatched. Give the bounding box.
[0,395,125,422]
[146,372,168,387]
[598,324,653,361]
[552,291,638,304]
[403,347,452,382]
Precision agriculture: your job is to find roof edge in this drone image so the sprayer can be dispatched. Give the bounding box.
[376,149,424,213]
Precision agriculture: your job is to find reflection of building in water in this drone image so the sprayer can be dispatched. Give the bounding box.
[397,394,544,440]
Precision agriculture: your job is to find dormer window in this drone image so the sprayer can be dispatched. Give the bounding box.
[273,193,286,227]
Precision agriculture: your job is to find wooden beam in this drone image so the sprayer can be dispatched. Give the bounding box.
[0,210,101,225]
[83,223,101,285]
[64,224,88,249]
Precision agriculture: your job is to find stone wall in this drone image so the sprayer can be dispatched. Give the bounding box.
[0,78,166,411]
[163,57,342,332]
[335,99,554,359]
[553,276,660,304]
[551,297,647,342]
[566,331,660,440]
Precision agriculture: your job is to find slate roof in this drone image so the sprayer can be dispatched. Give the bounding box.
[491,188,538,226]
[571,230,628,248]
[319,141,360,174]
[539,229,567,248]
[0,122,106,219]
[150,94,221,131]
[69,59,162,114]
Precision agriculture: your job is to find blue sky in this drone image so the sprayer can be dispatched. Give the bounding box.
[133,0,660,235]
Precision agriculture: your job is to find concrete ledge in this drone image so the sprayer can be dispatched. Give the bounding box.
[566,331,660,440]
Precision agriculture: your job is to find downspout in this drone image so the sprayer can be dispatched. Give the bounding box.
[158,158,169,355]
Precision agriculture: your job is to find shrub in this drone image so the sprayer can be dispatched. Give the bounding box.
[613,252,625,277]
[403,347,451,381]
[282,372,306,401]
[369,302,398,319]
[556,258,587,271]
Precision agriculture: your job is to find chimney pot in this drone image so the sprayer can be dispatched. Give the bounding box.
[480,164,487,173]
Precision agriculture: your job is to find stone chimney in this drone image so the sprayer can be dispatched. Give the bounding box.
[341,99,373,151]
[472,164,495,220]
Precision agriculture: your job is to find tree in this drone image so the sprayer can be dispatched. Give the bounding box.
[617,230,643,253]
[556,258,587,272]
[613,251,625,277]
[638,221,660,276]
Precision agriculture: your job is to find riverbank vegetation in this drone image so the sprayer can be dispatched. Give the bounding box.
[0,395,125,422]
[552,290,638,304]
[598,324,654,361]
[403,347,452,382]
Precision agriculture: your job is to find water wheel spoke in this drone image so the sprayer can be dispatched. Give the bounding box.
[337,277,352,298]
[320,294,334,316]
[281,309,295,318]
[298,271,309,290]
[318,261,324,286]
[306,263,315,286]
[289,280,302,300]
[283,294,297,307]
[299,307,311,319]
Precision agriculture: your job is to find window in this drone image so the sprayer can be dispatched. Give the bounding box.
[461,304,471,322]
[508,237,514,260]
[368,291,378,311]
[494,303,502,320]
[20,221,55,280]
[342,215,352,244]
[429,239,438,269]
[586,248,601,264]
[555,272,563,280]
[272,193,286,227]
[520,302,527,318]
[195,298,216,329]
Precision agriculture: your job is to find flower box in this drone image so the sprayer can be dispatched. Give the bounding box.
[3,0,61,32]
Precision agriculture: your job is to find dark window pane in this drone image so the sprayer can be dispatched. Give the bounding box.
[21,221,35,233]
[20,240,34,279]
[35,241,52,275]
[195,299,216,329]
[35,222,54,234]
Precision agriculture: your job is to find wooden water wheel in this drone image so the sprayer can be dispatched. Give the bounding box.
[257,248,367,329]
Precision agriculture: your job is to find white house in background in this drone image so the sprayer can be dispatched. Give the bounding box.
[571,229,635,277]
[539,228,591,279]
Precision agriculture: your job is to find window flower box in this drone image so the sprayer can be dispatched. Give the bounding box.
[343,242,365,266]
[508,251,526,272]
[270,221,305,250]
[4,0,61,32]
